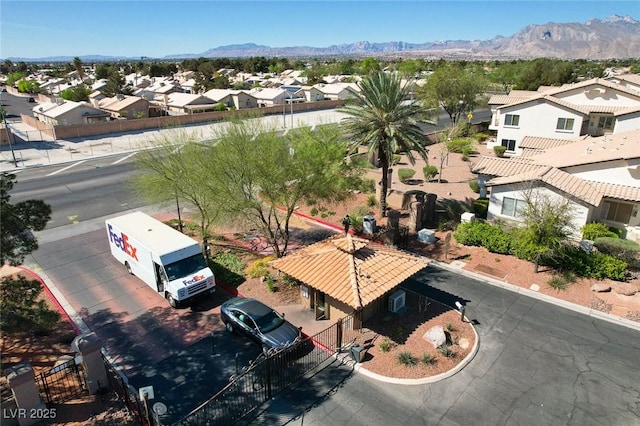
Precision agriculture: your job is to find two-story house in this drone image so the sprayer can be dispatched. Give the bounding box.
[473,129,640,241]
[487,78,640,156]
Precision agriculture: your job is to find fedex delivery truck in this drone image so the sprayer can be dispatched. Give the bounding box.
[106,211,215,308]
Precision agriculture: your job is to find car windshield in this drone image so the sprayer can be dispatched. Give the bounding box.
[164,253,207,281]
[254,310,284,333]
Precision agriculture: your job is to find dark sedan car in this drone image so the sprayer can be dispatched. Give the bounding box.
[221,297,301,354]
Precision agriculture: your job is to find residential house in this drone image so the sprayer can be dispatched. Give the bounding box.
[98,95,150,119]
[202,89,257,110]
[473,129,640,241]
[314,82,360,101]
[32,100,110,126]
[249,88,287,107]
[487,77,640,156]
[300,85,326,102]
[162,93,218,115]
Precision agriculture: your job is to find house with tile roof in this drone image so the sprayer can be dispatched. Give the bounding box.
[161,93,218,115]
[313,82,360,101]
[202,89,258,110]
[487,77,640,156]
[473,129,640,241]
[32,100,110,126]
[98,94,150,119]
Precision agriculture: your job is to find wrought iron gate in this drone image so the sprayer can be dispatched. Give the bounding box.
[36,357,87,404]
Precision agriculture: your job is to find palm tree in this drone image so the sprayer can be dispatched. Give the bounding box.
[339,71,430,217]
[73,57,85,82]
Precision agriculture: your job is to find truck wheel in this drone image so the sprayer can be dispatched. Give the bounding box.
[167,294,178,308]
[225,322,234,333]
[125,262,133,275]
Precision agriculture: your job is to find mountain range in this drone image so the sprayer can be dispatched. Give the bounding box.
[8,15,640,63]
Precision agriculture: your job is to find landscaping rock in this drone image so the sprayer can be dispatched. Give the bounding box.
[612,283,638,296]
[591,283,611,293]
[458,338,471,350]
[423,325,446,348]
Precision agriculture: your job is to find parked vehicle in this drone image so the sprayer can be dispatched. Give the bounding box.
[221,297,301,354]
[106,211,215,308]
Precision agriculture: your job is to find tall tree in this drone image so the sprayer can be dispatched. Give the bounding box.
[1,173,52,265]
[418,64,487,125]
[73,56,86,81]
[339,71,430,216]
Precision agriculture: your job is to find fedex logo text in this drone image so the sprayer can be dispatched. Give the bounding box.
[108,224,139,261]
[183,275,205,285]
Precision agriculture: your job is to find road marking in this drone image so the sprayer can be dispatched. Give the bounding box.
[46,160,87,176]
[112,152,137,164]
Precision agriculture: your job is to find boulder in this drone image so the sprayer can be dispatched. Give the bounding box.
[590,283,611,293]
[423,325,446,348]
[611,283,639,296]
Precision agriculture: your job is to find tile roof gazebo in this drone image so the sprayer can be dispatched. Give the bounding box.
[270,234,430,324]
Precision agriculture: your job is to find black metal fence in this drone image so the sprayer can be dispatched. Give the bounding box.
[169,311,363,426]
[36,357,87,404]
[102,353,152,426]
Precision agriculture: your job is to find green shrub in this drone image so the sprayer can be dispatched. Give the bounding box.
[473,198,489,219]
[310,207,318,216]
[423,165,438,181]
[493,146,507,157]
[582,222,619,240]
[379,338,394,353]
[468,179,480,193]
[397,351,417,366]
[210,252,246,285]
[421,353,437,365]
[474,132,489,142]
[246,256,275,278]
[281,274,301,287]
[594,237,640,268]
[359,178,376,193]
[483,226,512,254]
[548,274,568,290]
[366,195,378,208]
[265,275,276,292]
[543,244,627,281]
[398,168,416,183]
[510,229,547,262]
[453,221,493,247]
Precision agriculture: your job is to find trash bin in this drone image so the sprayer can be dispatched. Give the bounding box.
[350,344,366,363]
[363,215,377,235]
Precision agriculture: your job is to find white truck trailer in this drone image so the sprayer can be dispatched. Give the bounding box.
[106,211,215,308]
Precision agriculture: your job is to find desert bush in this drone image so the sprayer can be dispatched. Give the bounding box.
[547,274,569,290]
[594,237,640,268]
[281,274,301,287]
[582,222,619,240]
[438,344,456,358]
[246,256,275,278]
[423,165,438,181]
[445,322,457,332]
[310,207,318,216]
[421,353,437,365]
[397,351,418,366]
[468,179,480,193]
[543,244,627,281]
[473,198,489,219]
[493,146,506,157]
[359,178,376,193]
[379,338,394,353]
[398,168,416,183]
[366,195,378,208]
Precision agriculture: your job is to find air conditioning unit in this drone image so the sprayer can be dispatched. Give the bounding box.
[388,290,406,313]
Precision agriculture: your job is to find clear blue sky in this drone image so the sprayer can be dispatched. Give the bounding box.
[1,1,638,59]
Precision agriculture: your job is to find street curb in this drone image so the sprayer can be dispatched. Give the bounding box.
[18,264,89,335]
[430,260,640,333]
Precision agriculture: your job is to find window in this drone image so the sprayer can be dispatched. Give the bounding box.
[556,117,574,131]
[601,201,633,224]
[504,114,519,126]
[597,116,614,131]
[501,197,525,218]
[501,139,516,151]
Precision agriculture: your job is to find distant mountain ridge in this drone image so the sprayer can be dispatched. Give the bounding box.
[6,15,639,62]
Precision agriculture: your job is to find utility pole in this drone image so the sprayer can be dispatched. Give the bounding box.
[1,102,18,167]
